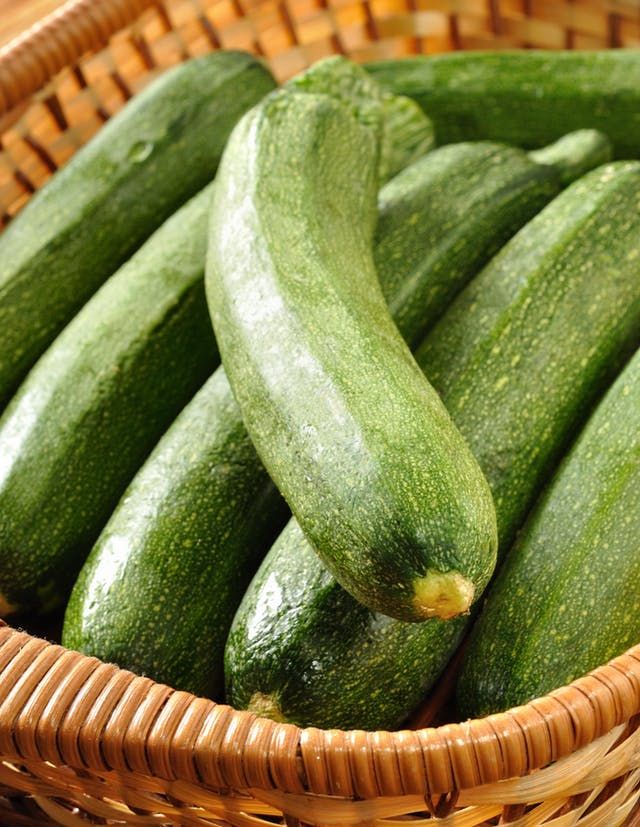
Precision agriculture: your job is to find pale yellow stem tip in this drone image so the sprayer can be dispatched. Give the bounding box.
[412,570,475,620]
[248,692,288,723]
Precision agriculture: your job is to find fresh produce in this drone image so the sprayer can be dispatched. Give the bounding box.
[377,130,610,347]
[528,129,612,187]
[207,86,499,623]
[0,186,218,617]
[415,161,640,550]
[0,51,274,410]
[61,128,606,699]
[63,371,289,698]
[286,54,435,182]
[458,346,640,717]
[366,50,640,158]
[59,57,431,693]
[226,162,640,730]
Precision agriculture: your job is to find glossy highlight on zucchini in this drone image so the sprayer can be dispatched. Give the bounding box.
[206,87,498,623]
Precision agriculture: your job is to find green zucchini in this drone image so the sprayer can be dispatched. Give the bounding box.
[458,347,640,717]
[286,55,435,182]
[206,87,498,622]
[63,370,289,699]
[62,128,601,697]
[377,130,610,348]
[0,185,218,617]
[527,129,612,188]
[60,59,434,693]
[366,50,640,159]
[226,162,640,730]
[0,51,274,409]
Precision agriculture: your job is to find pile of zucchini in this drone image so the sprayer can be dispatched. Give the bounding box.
[1,47,640,729]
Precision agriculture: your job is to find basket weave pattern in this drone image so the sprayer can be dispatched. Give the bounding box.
[2,0,640,824]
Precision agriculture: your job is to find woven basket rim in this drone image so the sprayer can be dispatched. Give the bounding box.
[2,0,640,802]
[1,622,639,796]
[0,0,156,118]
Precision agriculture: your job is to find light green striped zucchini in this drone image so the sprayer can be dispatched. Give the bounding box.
[206,86,498,622]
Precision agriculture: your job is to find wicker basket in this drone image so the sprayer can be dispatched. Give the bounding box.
[2,0,640,824]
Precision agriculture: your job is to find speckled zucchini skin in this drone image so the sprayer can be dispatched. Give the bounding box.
[63,370,289,699]
[226,162,640,730]
[0,186,218,616]
[206,89,498,623]
[376,130,611,349]
[366,50,640,159]
[416,162,640,552]
[286,55,435,183]
[0,51,274,409]
[61,131,586,696]
[458,346,640,717]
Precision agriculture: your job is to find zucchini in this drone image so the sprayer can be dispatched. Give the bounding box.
[286,55,435,182]
[366,50,640,159]
[206,87,499,622]
[377,130,610,348]
[226,162,640,730]
[61,129,599,696]
[457,346,640,717]
[63,370,289,699]
[0,51,274,409]
[0,185,218,617]
[60,60,433,692]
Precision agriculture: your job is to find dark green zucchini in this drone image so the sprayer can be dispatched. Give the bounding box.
[0,51,274,410]
[458,346,640,717]
[0,185,218,617]
[207,87,498,622]
[366,50,640,159]
[64,122,607,694]
[62,370,289,698]
[226,162,640,730]
[376,130,610,347]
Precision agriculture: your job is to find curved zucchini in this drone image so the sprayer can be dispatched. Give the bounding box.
[226,162,640,730]
[61,129,594,696]
[458,347,640,717]
[0,51,274,409]
[366,50,640,159]
[206,88,498,622]
[0,185,218,616]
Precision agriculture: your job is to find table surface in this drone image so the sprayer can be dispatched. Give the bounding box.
[0,0,66,48]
